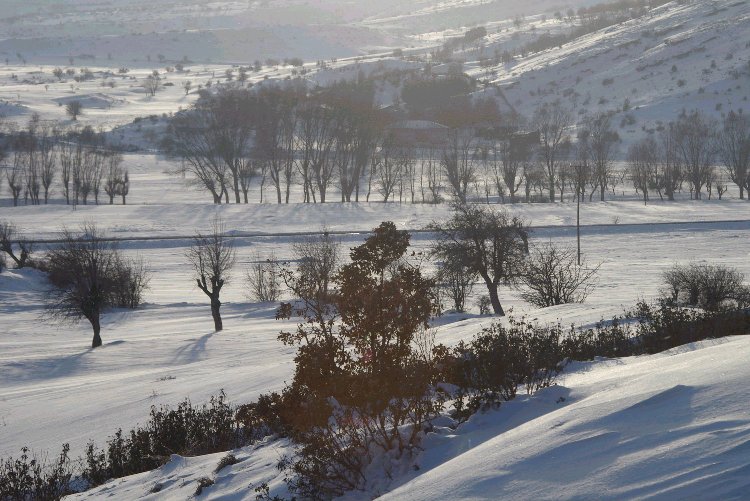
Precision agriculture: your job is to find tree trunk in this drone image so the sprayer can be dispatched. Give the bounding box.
[485,281,505,316]
[549,179,555,202]
[211,297,223,331]
[91,315,102,348]
[480,273,505,317]
[740,185,745,200]
[232,174,241,204]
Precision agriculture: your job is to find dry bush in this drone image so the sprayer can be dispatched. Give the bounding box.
[662,263,749,311]
[246,252,281,303]
[516,243,599,308]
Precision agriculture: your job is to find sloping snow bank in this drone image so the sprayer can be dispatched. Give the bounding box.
[383,336,750,500]
[66,336,750,500]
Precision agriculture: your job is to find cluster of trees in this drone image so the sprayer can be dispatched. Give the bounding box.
[628,110,750,203]
[1,123,130,207]
[165,74,749,207]
[168,81,393,205]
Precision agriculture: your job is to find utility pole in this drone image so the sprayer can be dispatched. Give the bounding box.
[576,166,581,266]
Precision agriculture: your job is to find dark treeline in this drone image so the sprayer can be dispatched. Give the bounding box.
[162,75,750,206]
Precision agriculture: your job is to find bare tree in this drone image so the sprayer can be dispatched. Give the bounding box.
[442,129,476,203]
[296,99,338,203]
[186,219,236,332]
[657,125,683,201]
[533,101,571,202]
[628,137,658,205]
[44,224,148,348]
[436,259,476,312]
[6,152,23,206]
[246,251,281,302]
[419,146,442,204]
[674,110,715,199]
[516,243,599,307]
[572,131,593,202]
[15,130,41,205]
[377,133,407,202]
[119,170,130,204]
[103,152,125,204]
[289,230,341,303]
[65,100,83,121]
[254,85,300,203]
[143,75,160,97]
[37,125,57,204]
[522,162,546,202]
[58,140,83,205]
[171,116,230,204]
[716,110,750,200]
[430,204,529,316]
[170,89,255,204]
[496,132,529,203]
[584,112,618,201]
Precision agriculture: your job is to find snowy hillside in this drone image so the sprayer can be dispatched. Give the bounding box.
[66,336,750,500]
[384,335,750,500]
[464,0,750,149]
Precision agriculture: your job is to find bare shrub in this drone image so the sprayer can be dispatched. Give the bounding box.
[662,263,749,311]
[436,260,476,312]
[246,252,281,303]
[0,444,74,500]
[289,230,341,303]
[516,243,599,308]
[214,453,240,473]
[194,476,215,496]
[109,256,150,309]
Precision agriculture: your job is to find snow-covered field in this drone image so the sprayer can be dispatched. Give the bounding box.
[62,335,750,500]
[2,200,750,462]
[2,0,750,499]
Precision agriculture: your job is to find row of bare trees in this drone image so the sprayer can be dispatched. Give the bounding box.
[170,81,411,205]
[1,123,130,206]
[628,110,750,203]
